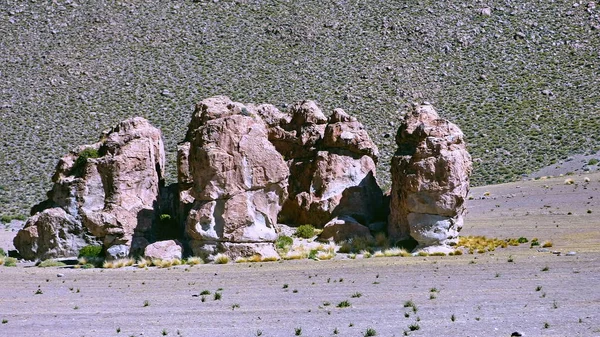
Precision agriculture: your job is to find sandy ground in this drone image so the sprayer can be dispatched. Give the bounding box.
[1,173,599,337]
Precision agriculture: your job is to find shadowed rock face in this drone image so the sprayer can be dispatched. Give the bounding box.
[388,104,472,252]
[14,117,166,260]
[260,102,384,228]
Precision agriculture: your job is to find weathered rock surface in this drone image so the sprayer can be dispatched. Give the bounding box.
[388,104,472,252]
[106,244,130,260]
[144,240,183,260]
[13,208,99,260]
[263,102,384,228]
[82,117,166,251]
[14,117,167,260]
[181,96,289,259]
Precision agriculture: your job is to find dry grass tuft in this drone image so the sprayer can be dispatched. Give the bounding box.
[103,259,135,269]
[375,232,389,248]
[77,256,103,268]
[459,236,514,253]
[214,253,230,264]
[1,257,17,267]
[186,257,204,265]
[115,258,135,268]
[236,254,279,263]
[137,258,150,268]
[338,236,377,254]
[262,256,279,262]
[160,259,174,268]
[248,254,263,263]
[284,251,305,260]
[383,248,409,257]
[38,259,67,268]
[317,251,335,260]
[338,241,352,254]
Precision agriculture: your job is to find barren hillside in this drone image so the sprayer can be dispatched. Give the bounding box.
[1,0,600,218]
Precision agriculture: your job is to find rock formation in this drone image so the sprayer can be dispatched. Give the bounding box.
[14,117,166,260]
[259,102,384,228]
[176,97,385,259]
[13,97,472,261]
[388,104,472,253]
[179,96,289,261]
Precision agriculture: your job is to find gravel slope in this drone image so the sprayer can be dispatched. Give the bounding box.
[2,0,600,218]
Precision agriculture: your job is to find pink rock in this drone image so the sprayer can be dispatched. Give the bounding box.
[388,104,472,251]
[280,151,382,226]
[318,216,373,243]
[14,117,166,260]
[182,96,289,259]
[274,105,384,227]
[144,240,183,261]
[323,108,379,159]
[82,117,166,248]
[14,208,97,260]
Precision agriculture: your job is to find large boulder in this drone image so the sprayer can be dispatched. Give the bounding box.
[13,208,99,260]
[263,102,384,228]
[14,117,167,260]
[388,104,472,252]
[317,216,373,243]
[15,96,387,261]
[144,240,183,261]
[181,96,290,260]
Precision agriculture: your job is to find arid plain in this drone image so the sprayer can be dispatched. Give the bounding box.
[1,172,599,337]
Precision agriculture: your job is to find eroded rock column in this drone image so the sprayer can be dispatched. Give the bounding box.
[388,104,472,253]
[14,117,166,260]
[181,96,289,261]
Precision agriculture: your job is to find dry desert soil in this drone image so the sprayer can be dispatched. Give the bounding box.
[1,172,599,337]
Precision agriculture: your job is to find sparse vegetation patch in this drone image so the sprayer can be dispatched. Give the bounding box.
[38,259,66,268]
[294,225,316,239]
